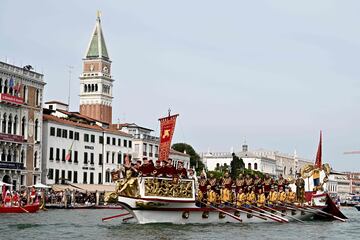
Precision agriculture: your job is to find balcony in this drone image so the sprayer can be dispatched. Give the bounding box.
[0,161,25,170]
[0,133,25,143]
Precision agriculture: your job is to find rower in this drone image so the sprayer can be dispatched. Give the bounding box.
[257,188,266,207]
[236,188,247,207]
[246,187,256,206]
[4,191,11,207]
[30,187,36,205]
[267,186,278,206]
[206,185,217,206]
[278,186,287,203]
[286,187,296,204]
[176,161,187,178]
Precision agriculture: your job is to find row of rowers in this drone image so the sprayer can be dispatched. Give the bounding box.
[198,171,290,196]
[122,157,190,178]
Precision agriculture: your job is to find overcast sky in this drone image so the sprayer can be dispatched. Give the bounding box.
[1,1,360,171]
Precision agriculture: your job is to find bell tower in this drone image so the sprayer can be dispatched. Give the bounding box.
[80,12,113,124]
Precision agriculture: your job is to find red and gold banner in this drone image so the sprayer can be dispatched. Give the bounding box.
[158,114,179,162]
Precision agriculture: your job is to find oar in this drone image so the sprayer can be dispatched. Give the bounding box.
[303,205,346,222]
[20,206,29,213]
[224,202,268,221]
[250,205,289,223]
[102,212,131,222]
[243,204,285,223]
[199,201,242,222]
[283,203,329,218]
[263,204,305,223]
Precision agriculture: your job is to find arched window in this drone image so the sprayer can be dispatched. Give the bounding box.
[9,87,13,95]
[1,149,5,161]
[13,115,18,135]
[283,166,286,175]
[7,114,12,134]
[22,85,27,103]
[20,150,24,163]
[248,163,251,170]
[35,89,39,106]
[34,151,37,168]
[21,117,26,137]
[34,119,39,141]
[7,150,11,162]
[2,113,6,133]
[91,84,94,92]
[4,79,8,93]
[254,163,258,170]
[13,150,17,162]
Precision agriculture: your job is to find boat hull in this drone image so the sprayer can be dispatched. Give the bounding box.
[0,204,40,213]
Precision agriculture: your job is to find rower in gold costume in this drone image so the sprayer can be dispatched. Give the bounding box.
[220,183,232,204]
[286,187,296,204]
[206,185,217,205]
[236,188,247,207]
[268,186,278,205]
[278,186,287,203]
[246,187,256,205]
[257,188,266,207]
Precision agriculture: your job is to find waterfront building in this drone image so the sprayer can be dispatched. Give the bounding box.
[0,61,45,189]
[41,101,133,185]
[115,123,190,168]
[201,144,312,178]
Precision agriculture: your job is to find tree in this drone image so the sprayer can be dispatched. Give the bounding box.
[230,153,245,179]
[172,143,205,172]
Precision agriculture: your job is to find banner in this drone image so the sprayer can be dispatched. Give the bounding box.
[158,114,179,162]
[314,131,322,168]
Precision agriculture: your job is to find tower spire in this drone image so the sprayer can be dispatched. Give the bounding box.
[85,11,109,60]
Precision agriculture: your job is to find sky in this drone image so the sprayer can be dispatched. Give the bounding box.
[1,1,360,171]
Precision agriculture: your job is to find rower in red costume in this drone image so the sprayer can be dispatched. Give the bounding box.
[30,187,36,204]
[4,191,11,207]
[263,173,274,198]
[12,191,19,206]
[176,161,187,178]
[220,170,233,190]
[235,173,245,195]
[152,160,164,177]
[139,157,154,177]
[198,171,208,195]
[164,159,177,178]
[207,173,218,192]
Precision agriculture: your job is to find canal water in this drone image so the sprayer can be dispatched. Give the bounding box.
[0,207,359,240]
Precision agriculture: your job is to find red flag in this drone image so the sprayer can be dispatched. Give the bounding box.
[158,114,179,162]
[315,131,322,168]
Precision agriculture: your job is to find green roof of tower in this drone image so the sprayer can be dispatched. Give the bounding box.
[85,13,109,60]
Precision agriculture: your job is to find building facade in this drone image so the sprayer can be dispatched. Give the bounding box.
[201,144,312,178]
[42,102,132,185]
[0,61,45,189]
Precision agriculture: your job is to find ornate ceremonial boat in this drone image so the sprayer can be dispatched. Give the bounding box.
[0,203,40,213]
[104,176,346,224]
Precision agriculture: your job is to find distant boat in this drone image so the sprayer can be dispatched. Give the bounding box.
[0,204,40,213]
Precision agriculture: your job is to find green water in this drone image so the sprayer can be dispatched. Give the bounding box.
[0,207,358,240]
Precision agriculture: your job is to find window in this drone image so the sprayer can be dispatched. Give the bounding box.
[91,135,95,143]
[248,163,251,170]
[99,136,104,144]
[62,129,67,138]
[34,151,38,168]
[75,132,79,140]
[74,151,78,163]
[50,127,55,136]
[61,170,65,184]
[149,144,153,157]
[56,148,60,161]
[106,151,109,164]
[84,134,89,142]
[67,150,72,162]
[83,172,87,184]
[118,152,122,164]
[134,144,139,154]
[68,171,72,182]
[254,163,258,170]
[69,130,74,139]
[105,171,110,183]
[98,173,102,184]
[99,154,103,165]
[73,171,78,183]
[49,147,54,160]
[90,172,94,184]
[48,169,54,180]
[112,152,115,164]
[56,128,62,137]
[155,145,159,157]
[118,139,121,146]
[90,153,94,164]
[124,139,128,147]
[84,152,88,164]
[55,169,59,184]
[129,140,132,148]
[112,137,116,145]
[143,143,147,155]
[106,137,110,144]
[49,105,53,110]
[62,149,66,161]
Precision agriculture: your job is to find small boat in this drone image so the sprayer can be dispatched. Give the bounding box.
[0,204,40,213]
